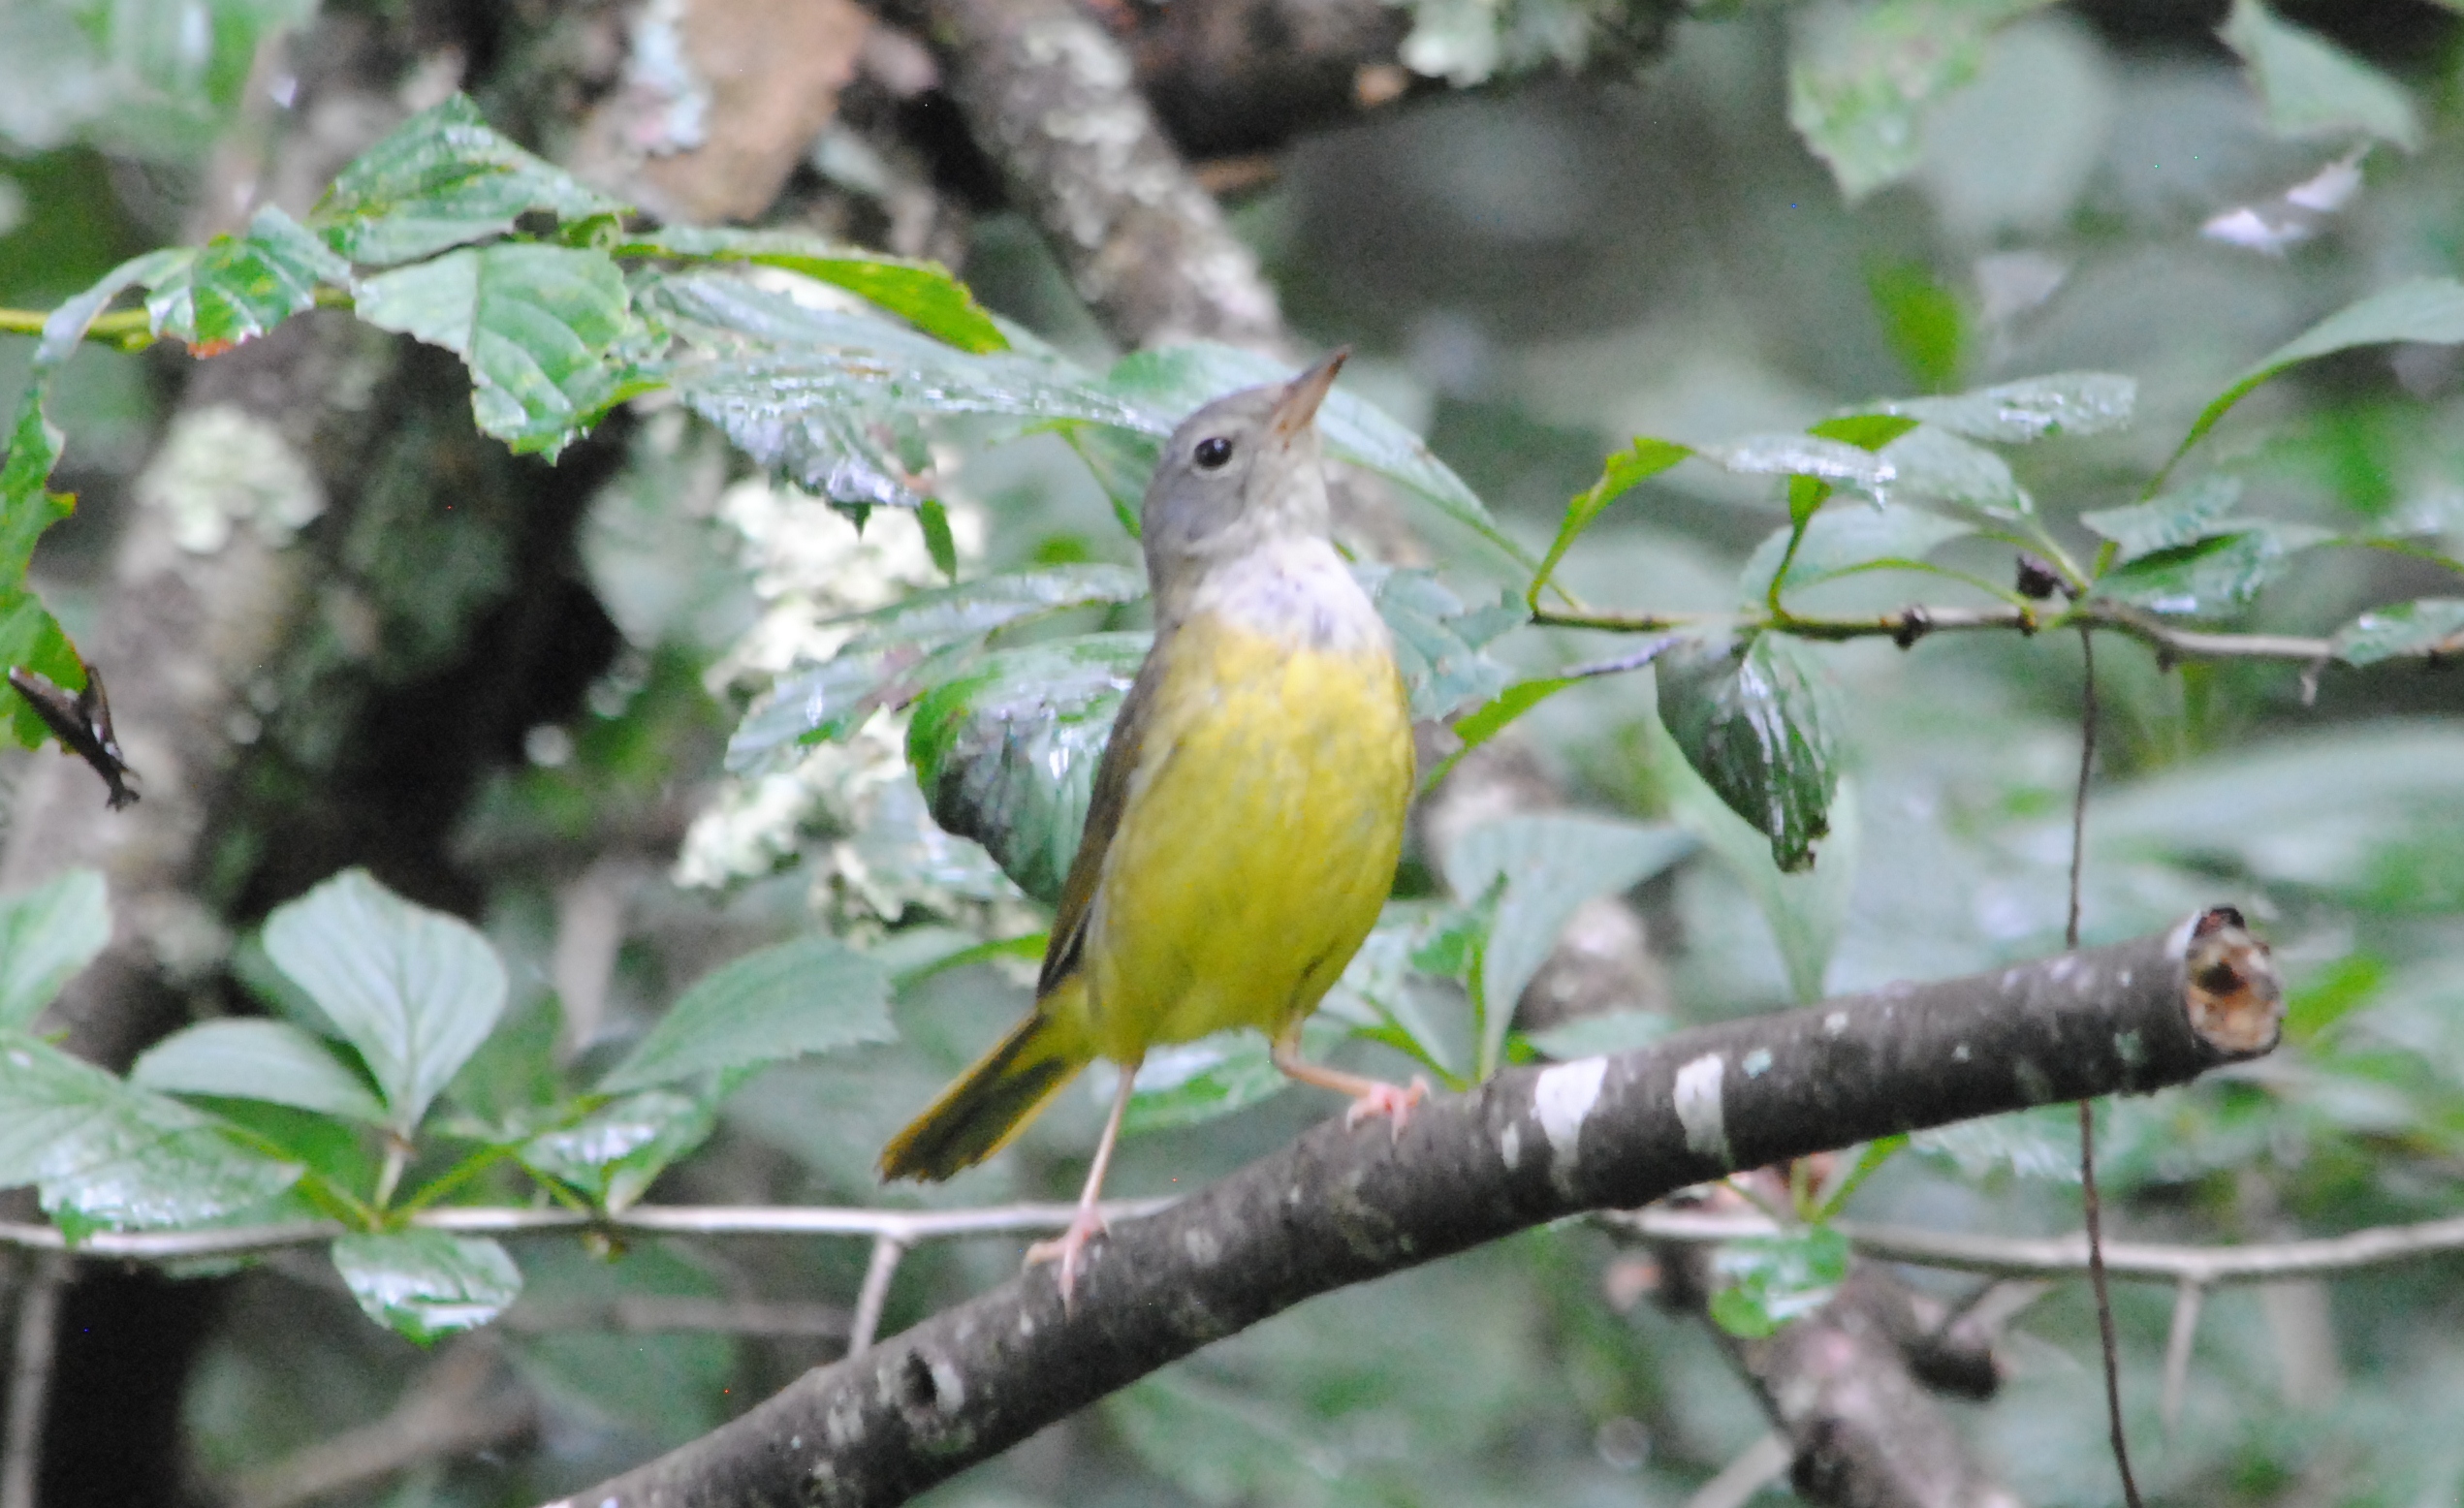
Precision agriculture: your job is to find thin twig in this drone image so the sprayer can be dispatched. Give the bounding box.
[847,1236,908,1356]
[0,1256,68,1508]
[2161,1276,2205,1433]
[2069,625,2144,1508]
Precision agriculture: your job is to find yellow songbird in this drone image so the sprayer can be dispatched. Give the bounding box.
[879,352,1422,1296]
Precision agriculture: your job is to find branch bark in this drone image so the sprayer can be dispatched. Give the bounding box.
[548,911,2281,1508]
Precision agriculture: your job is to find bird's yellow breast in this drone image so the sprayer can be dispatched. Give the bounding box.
[1068,612,1413,1063]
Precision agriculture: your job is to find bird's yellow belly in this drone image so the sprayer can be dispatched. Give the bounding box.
[1078,617,1412,1063]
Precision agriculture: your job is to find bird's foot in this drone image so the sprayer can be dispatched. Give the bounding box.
[1343,1076,1430,1139]
[1025,1204,1110,1305]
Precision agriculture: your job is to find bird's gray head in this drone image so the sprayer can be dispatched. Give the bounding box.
[1139,351,1346,590]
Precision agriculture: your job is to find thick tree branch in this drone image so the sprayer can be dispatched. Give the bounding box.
[547,911,2281,1508]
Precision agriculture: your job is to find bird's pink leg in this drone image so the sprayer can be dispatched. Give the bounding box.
[1025,1055,1139,1305]
[1272,1020,1428,1137]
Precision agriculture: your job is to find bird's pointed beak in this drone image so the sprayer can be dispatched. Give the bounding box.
[1269,348,1348,441]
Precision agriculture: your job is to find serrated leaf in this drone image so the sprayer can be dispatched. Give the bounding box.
[354,243,639,457]
[2170,278,2464,475]
[332,1230,522,1342]
[1787,0,2057,202]
[617,225,1006,354]
[1521,1010,1671,1060]
[1361,566,1526,722]
[142,204,349,355]
[1657,635,1839,873]
[1443,815,1694,1078]
[1531,435,1694,603]
[653,272,1143,509]
[2093,528,2290,616]
[2082,475,2243,562]
[1100,342,1534,573]
[521,1089,714,1210]
[904,633,1148,903]
[131,1019,388,1123]
[1739,502,1974,602]
[261,869,509,1135]
[1873,371,2137,443]
[313,94,627,266]
[1702,432,1897,491]
[601,933,894,1092]
[2332,599,2464,666]
[0,868,109,1029]
[0,1032,301,1233]
[1707,1225,1851,1339]
[2219,0,2420,150]
[1873,424,2032,518]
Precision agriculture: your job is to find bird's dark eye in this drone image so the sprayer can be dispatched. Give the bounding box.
[1193,436,1234,470]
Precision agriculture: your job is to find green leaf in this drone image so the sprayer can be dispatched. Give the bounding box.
[918,498,960,581]
[1708,1225,1851,1338]
[2331,599,2464,666]
[1446,675,1582,762]
[1657,635,1840,873]
[2082,475,2242,563]
[1529,435,1692,605]
[1910,1106,2080,1182]
[1866,261,1964,393]
[354,243,640,457]
[2168,278,2464,476]
[652,272,1143,509]
[331,1230,522,1342]
[1322,905,1470,1086]
[904,633,1148,903]
[1872,371,2137,443]
[1442,815,1695,1078]
[1787,0,2058,202]
[1805,413,1922,453]
[1110,1023,1340,1135]
[141,204,350,355]
[130,1020,389,1123]
[601,933,895,1092]
[1520,1010,1671,1061]
[1873,424,2032,518]
[1099,342,1535,573]
[313,94,628,266]
[836,563,1148,658]
[722,644,930,775]
[0,868,109,1029]
[0,1032,301,1234]
[2093,529,2291,617]
[616,225,1006,354]
[261,869,509,1136]
[521,1089,715,1210]
[1739,502,1974,602]
[1360,566,1527,722]
[1701,433,1896,491]
[2219,0,2420,150]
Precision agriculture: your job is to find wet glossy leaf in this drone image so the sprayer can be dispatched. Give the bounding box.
[141,205,349,355]
[2332,599,2464,665]
[1105,1021,1342,1135]
[1531,435,1694,602]
[332,1230,522,1342]
[2093,528,2290,616]
[1322,905,1470,1085]
[131,1019,388,1123]
[1443,815,1694,1076]
[313,94,626,266]
[616,225,1005,354]
[1874,371,2137,443]
[1101,343,1533,572]
[905,633,1148,903]
[1739,502,1974,601]
[1873,424,2032,518]
[1657,635,1840,873]
[2082,475,2242,562]
[723,647,924,775]
[0,1032,301,1235]
[354,243,640,457]
[0,867,108,1029]
[1787,0,2057,201]
[1707,1225,1851,1338]
[1360,565,1527,722]
[602,933,894,1092]
[1520,1010,1672,1061]
[835,564,1147,658]
[2172,278,2464,469]
[1700,433,1896,490]
[521,1089,714,1210]
[262,868,509,1136]
[2219,0,2419,150]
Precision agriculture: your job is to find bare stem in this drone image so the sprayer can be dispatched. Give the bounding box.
[0,1256,68,1508]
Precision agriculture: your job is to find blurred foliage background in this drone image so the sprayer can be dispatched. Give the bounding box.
[4,1,2464,1506]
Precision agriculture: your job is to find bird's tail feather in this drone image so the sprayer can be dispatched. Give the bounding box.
[879,1010,1090,1181]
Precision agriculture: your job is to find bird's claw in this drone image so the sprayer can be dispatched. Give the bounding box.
[1025,1206,1110,1305]
[1343,1076,1429,1140]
